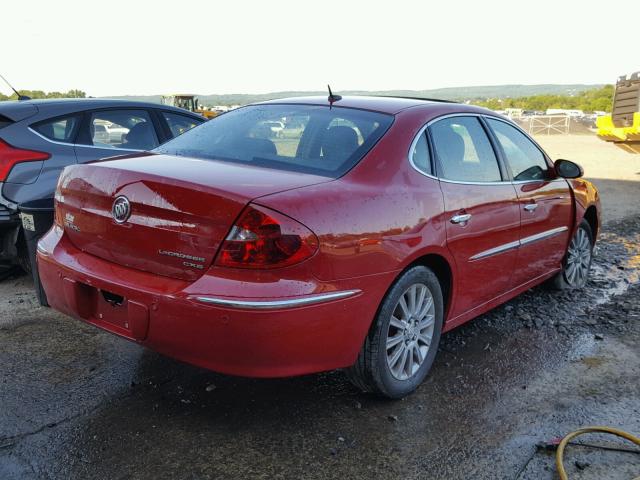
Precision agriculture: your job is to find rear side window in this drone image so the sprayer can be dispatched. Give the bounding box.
[83,110,158,150]
[486,118,549,181]
[430,117,501,183]
[409,131,432,175]
[155,105,393,177]
[162,111,202,138]
[33,115,79,142]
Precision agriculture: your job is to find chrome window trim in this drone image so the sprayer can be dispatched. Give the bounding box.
[28,127,145,152]
[407,112,557,186]
[195,289,361,310]
[438,178,512,186]
[469,226,569,261]
[408,112,513,185]
[481,114,553,167]
[407,124,438,180]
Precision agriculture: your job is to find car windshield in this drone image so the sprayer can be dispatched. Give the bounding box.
[154,104,393,177]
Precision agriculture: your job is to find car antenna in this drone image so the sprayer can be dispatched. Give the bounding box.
[327,84,341,109]
[0,73,30,100]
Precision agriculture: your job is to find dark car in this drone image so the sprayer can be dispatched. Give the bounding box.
[38,96,600,398]
[0,98,204,302]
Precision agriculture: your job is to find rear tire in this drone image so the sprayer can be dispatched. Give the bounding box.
[550,219,594,290]
[346,266,444,399]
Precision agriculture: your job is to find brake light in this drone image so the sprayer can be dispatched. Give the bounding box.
[216,204,318,269]
[0,139,50,182]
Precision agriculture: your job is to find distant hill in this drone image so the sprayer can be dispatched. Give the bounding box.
[104,84,604,107]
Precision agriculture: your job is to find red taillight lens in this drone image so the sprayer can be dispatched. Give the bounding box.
[0,139,50,182]
[216,204,319,269]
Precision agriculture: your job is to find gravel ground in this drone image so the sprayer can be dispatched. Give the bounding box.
[1,136,639,479]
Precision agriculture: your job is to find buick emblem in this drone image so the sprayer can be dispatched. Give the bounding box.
[112,196,131,224]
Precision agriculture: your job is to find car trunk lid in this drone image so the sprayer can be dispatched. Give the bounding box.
[56,153,330,281]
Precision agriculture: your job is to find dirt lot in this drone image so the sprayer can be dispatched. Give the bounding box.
[535,134,640,223]
[1,135,639,479]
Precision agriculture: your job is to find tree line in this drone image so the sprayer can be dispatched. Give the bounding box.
[0,86,616,113]
[471,85,614,113]
[0,89,86,101]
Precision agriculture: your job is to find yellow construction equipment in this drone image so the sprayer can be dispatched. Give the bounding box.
[596,71,640,153]
[161,94,218,120]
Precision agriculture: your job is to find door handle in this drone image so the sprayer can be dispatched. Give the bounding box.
[450,213,472,224]
[524,203,538,212]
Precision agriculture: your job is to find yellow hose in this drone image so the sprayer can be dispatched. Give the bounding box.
[556,426,640,480]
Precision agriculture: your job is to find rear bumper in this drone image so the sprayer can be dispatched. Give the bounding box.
[37,226,396,377]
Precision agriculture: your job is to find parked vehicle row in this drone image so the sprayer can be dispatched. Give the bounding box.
[0,99,204,303]
[33,95,600,398]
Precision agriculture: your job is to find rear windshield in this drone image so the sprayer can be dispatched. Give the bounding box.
[154,104,393,177]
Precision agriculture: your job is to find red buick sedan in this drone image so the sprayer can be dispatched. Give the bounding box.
[37,96,600,398]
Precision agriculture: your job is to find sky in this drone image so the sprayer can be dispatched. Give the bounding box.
[2,0,639,97]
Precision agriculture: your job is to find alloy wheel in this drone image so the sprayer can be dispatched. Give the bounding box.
[565,227,592,286]
[386,283,436,381]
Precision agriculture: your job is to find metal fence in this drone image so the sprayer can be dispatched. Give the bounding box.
[525,115,571,135]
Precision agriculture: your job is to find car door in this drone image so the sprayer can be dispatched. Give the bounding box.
[74,109,160,164]
[484,118,573,286]
[429,116,521,319]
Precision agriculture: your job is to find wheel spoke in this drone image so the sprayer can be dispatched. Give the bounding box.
[407,285,417,315]
[398,296,411,320]
[418,314,435,331]
[567,263,577,283]
[406,345,415,375]
[390,315,404,329]
[387,334,404,350]
[417,333,432,347]
[417,295,434,321]
[398,346,409,376]
[415,286,426,316]
[389,343,405,369]
[415,344,425,364]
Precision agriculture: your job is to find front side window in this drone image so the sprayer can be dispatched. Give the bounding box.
[155,105,393,177]
[33,115,79,142]
[83,110,158,150]
[486,118,549,181]
[162,111,202,138]
[430,117,501,182]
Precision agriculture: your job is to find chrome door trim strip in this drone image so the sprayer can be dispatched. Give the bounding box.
[469,226,569,261]
[195,289,361,310]
[469,240,520,261]
[520,226,569,246]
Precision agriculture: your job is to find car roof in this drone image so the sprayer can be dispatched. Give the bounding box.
[257,95,480,115]
[12,98,168,109]
[0,98,204,122]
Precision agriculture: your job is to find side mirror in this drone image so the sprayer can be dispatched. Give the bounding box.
[554,159,584,179]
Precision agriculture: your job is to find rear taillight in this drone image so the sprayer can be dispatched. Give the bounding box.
[0,139,50,182]
[215,204,318,269]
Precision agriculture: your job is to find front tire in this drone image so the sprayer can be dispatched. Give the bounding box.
[551,219,594,289]
[346,266,444,399]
